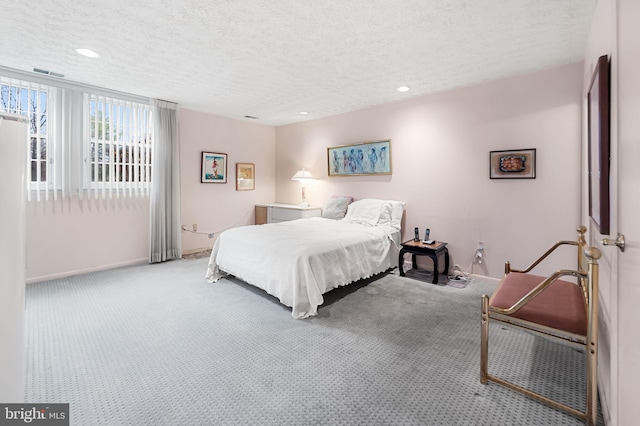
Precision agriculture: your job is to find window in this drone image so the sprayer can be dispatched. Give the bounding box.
[86,94,152,197]
[0,77,49,187]
[0,72,153,200]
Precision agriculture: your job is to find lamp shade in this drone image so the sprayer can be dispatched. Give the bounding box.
[291,169,314,181]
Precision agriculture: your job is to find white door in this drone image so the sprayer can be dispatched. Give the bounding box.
[614,1,640,423]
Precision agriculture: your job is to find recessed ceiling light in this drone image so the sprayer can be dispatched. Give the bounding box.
[299,111,309,115]
[397,86,410,93]
[76,48,100,58]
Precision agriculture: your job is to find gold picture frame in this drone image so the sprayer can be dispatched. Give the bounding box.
[236,163,255,191]
[327,139,392,177]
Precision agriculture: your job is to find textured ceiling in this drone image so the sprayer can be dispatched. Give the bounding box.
[0,0,596,126]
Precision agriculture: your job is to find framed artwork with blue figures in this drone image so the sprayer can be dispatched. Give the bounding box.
[201,151,228,183]
[327,139,392,177]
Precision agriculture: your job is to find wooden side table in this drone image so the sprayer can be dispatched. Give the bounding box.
[399,240,450,284]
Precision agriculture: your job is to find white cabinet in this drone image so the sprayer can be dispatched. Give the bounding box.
[255,203,322,225]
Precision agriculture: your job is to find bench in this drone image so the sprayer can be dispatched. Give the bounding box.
[480,226,601,425]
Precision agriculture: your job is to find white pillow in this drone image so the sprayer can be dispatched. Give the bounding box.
[380,200,405,230]
[322,195,353,220]
[343,199,388,226]
[377,202,393,226]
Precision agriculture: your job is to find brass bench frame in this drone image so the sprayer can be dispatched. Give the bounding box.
[480,226,601,425]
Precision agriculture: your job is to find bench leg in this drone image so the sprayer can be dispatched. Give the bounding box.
[481,294,489,384]
[586,322,598,425]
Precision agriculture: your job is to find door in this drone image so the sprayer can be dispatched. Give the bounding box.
[614,1,640,423]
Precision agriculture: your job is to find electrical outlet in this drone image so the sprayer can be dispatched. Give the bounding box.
[474,250,484,264]
[192,224,197,232]
[477,240,484,250]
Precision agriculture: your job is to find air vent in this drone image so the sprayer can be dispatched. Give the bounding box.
[243,115,259,120]
[33,68,65,78]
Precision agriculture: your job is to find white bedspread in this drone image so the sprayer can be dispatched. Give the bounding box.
[205,217,398,318]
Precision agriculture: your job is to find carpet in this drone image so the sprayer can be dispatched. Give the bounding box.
[24,258,603,425]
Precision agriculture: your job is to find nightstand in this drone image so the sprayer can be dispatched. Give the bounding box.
[399,240,450,284]
[255,203,322,225]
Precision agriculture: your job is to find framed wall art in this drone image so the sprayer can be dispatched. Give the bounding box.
[587,54,611,235]
[236,163,255,191]
[201,152,228,183]
[328,139,392,177]
[489,149,536,179]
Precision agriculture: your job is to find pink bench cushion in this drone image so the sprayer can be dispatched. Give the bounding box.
[490,273,587,336]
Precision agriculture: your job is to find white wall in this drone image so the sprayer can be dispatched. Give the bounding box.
[179,109,276,254]
[0,116,27,402]
[276,63,583,278]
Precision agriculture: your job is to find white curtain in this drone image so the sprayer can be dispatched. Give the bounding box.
[149,100,181,263]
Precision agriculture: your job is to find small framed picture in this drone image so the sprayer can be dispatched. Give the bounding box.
[236,163,255,191]
[201,152,228,183]
[489,149,536,179]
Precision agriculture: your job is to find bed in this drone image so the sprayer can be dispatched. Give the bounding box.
[205,198,404,318]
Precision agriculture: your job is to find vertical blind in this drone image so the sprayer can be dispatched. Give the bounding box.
[1,74,154,201]
[0,77,49,201]
[86,94,153,199]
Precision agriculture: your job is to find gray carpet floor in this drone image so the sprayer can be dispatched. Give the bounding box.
[24,258,603,425]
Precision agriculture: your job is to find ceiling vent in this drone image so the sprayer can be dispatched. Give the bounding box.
[33,68,65,78]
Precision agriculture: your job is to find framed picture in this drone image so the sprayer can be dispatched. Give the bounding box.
[489,149,536,179]
[201,152,227,183]
[328,139,392,176]
[236,163,255,191]
[587,55,611,235]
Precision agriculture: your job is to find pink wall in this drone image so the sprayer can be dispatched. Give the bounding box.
[26,109,276,282]
[179,109,276,254]
[25,66,582,281]
[275,63,584,278]
[26,196,150,282]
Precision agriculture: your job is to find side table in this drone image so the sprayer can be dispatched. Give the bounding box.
[399,240,450,284]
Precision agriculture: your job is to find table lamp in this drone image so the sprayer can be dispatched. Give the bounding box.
[291,168,314,207]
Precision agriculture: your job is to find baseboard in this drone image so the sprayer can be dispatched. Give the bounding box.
[182,247,211,256]
[401,262,500,283]
[468,273,500,283]
[597,378,611,426]
[26,257,148,284]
